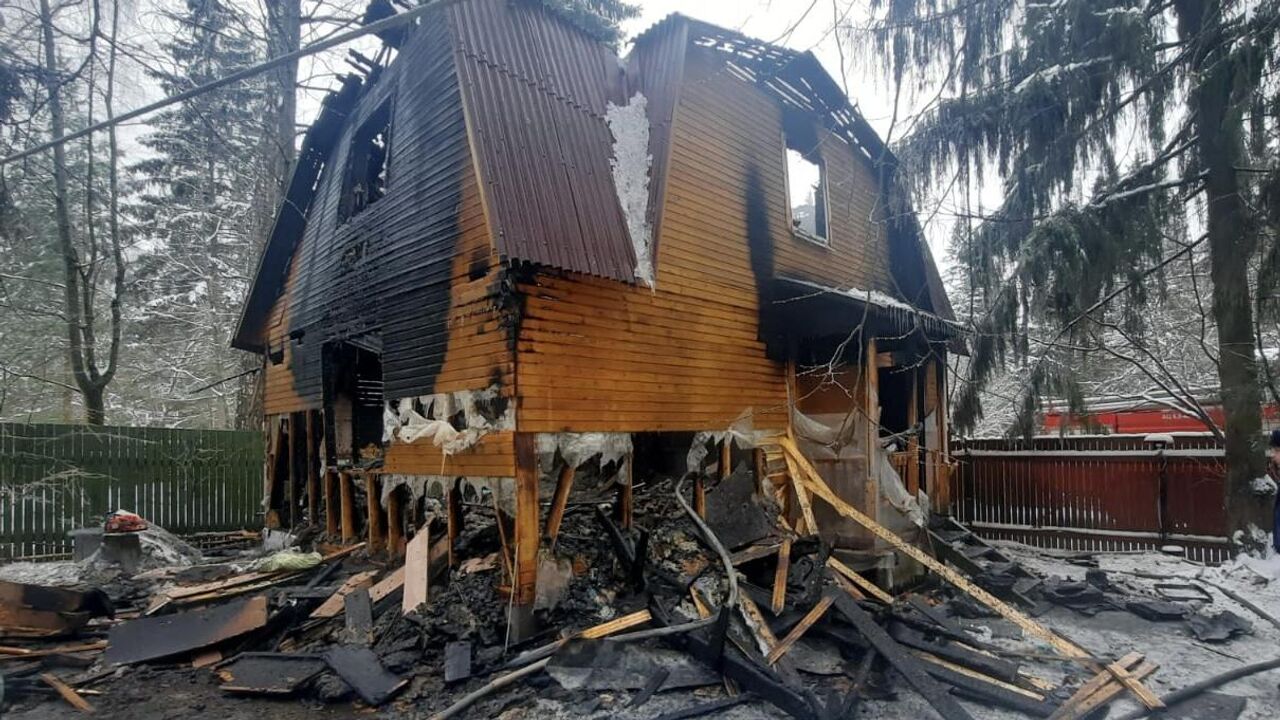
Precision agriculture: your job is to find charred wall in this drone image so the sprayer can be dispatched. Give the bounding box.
[266,12,510,416]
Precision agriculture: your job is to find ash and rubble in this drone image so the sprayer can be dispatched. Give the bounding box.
[3,474,1280,720]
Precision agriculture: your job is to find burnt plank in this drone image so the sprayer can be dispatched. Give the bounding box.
[217,653,326,695]
[344,587,373,644]
[323,645,406,706]
[105,596,268,665]
[830,594,975,720]
[444,641,471,684]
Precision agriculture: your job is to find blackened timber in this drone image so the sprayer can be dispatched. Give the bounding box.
[830,594,975,720]
[323,645,406,706]
[888,623,1020,682]
[915,655,1055,717]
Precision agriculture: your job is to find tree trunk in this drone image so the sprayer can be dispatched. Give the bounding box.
[83,386,105,426]
[39,0,96,425]
[1179,0,1272,552]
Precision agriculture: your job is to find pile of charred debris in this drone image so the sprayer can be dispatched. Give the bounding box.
[4,458,1280,719]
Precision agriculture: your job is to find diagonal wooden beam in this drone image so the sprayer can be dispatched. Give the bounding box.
[781,436,1164,710]
[767,593,834,665]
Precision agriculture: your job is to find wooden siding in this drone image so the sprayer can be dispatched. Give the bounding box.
[383,431,515,477]
[513,46,899,433]
[263,248,315,415]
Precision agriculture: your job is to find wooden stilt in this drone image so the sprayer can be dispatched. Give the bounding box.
[324,469,339,537]
[511,434,540,640]
[446,480,463,568]
[306,411,320,524]
[339,470,356,543]
[753,448,766,494]
[386,485,404,558]
[694,475,706,518]
[545,463,575,544]
[366,474,385,554]
[906,370,921,496]
[720,437,732,479]
[863,338,880,546]
[286,414,297,527]
[617,454,633,530]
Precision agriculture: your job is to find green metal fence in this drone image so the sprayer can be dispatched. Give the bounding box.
[0,423,264,560]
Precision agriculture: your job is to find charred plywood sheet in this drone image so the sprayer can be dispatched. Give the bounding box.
[217,653,326,695]
[105,596,268,665]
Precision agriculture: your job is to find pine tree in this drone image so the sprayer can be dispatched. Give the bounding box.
[129,0,267,428]
[862,0,1280,551]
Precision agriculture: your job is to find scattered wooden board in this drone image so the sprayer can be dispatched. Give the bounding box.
[767,593,834,665]
[41,672,95,713]
[402,531,431,614]
[309,570,378,619]
[217,652,327,695]
[105,596,269,666]
[324,645,407,706]
[831,593,975,720]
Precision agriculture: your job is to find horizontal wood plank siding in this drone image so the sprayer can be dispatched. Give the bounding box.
[383,430,515,477]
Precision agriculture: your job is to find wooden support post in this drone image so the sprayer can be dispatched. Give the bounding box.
[753,448,766,494]
[617,454,633,530]
[720,437,732,479]
[927,359,950,515]
[306,411,319,524]
[339,470,356,543]
[324,469,339,537]
[365,474,385,555]
[906,370,920,496]
[386,485,404,558]
[863,337,880,545]
[286,414,298,527]
[511,434,540,640]
[446,480,463,568]
[545,463,575,545]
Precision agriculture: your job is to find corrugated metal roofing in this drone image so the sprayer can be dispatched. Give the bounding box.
[447,0,636,282]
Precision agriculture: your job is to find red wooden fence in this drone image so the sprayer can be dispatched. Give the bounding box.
[949,434,1230,563]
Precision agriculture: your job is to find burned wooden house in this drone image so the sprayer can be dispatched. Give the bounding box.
[233,0,960,633]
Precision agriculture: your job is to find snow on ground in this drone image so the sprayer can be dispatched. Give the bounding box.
[990,543,1280,719]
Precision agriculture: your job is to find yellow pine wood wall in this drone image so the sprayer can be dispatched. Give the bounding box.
[514,46,897,433]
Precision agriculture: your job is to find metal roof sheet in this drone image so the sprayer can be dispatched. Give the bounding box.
[447,0,636,282]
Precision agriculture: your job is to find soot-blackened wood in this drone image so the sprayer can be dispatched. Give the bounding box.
[104,596,269,665]
[444,641,471,684]
[918,658,1055,718]
[323,645,406,706]
[888,623,1020,682]
[343,587,373,644]
[831,594,975,720]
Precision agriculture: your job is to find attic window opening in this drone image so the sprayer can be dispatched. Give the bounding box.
[784,137,829,245]
[339,100,393,224]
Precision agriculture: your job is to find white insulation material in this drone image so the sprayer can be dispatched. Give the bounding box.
[606,92,654,287]
[537,432,633,479]
[383,384,513,454]
[379,473,516,515]
[685,413,770,475]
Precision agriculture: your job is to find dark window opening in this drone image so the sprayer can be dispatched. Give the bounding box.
[784,132,829,244]
[338,101,393,223]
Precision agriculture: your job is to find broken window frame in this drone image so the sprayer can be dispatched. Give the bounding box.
[782,132,830,247]
[337,99,395,224]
